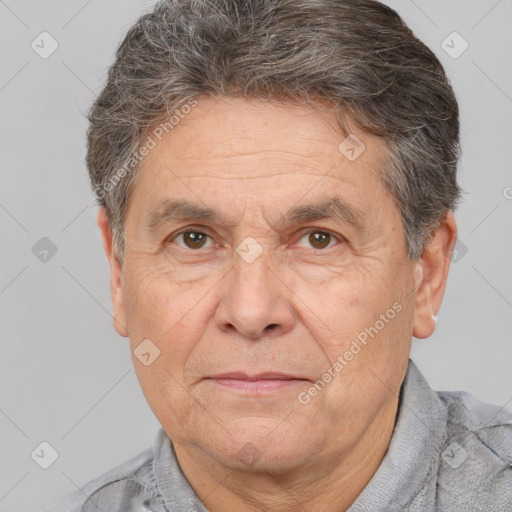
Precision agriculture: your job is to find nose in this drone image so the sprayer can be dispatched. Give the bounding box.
[214,250,295,340]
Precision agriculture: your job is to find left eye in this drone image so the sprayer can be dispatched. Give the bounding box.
[296,231,339,250]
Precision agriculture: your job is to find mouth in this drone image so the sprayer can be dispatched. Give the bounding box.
[205,372,310,393]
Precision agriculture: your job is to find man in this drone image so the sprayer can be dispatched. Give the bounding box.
[44,0,512,510]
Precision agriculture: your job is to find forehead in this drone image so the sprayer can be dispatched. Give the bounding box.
[141,96,385,175]
[128,96,391,224]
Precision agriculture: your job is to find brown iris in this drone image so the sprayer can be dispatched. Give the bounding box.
[182,231,208,249]
[309,232,331,249]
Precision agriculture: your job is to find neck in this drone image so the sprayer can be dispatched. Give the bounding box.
[173,397,399,512]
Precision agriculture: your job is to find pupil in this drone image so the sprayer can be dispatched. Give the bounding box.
[310,232,330,249]
[185,232,206,248]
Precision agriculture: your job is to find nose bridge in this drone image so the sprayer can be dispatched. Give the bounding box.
[215,243,294,339]
[230,246,276,312]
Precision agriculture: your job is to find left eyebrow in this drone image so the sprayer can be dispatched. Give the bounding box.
[277,196,368,233]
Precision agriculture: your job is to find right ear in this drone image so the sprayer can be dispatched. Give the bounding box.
[97,208,129,337]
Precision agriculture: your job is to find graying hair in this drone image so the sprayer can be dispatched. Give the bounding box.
[87,0,461,263]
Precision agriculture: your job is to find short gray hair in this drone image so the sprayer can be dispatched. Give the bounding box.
[87,0,461,263]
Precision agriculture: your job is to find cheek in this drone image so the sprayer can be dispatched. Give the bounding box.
[292,260,413,370]
[124,265,212,368]
[291,262,391,329]
[125,270,215,434]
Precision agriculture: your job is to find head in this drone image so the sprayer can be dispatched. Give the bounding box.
[92,0,460,473]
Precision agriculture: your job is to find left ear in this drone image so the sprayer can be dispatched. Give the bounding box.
[412,211,458,339]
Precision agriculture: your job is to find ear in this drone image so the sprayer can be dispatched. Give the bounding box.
[412,211,457,339]
[97,208,129,337]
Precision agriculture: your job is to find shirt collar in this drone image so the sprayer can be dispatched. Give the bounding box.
[348,359,448,510]
[153,429,209,512]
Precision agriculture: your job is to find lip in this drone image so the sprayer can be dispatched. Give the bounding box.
[206,372,309,393]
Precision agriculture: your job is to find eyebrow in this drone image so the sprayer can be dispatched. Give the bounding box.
[145,196,367,233]
[145,199,220,231]
[282,196,366,232]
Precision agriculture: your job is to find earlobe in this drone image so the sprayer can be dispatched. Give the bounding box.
[97,208,129,338]
[412,278,435,338]
[412,211,457,339]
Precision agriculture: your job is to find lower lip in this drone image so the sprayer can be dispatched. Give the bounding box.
[210,378,305,393]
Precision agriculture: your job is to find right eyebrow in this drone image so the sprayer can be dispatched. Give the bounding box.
[145,199,220,232]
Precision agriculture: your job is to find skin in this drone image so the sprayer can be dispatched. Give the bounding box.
[98,96,457,512]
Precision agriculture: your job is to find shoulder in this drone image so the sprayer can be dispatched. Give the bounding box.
[439,389,512,464]
[41,446,155,512]
[435,389,512,510]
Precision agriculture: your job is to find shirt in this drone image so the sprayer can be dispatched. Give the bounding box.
[42,359,512,511]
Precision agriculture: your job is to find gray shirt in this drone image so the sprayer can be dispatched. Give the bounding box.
[43,360,512,511]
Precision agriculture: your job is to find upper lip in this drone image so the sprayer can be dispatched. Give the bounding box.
[208,372,308,381]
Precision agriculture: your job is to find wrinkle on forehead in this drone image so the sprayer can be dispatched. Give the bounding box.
[129,96,392,242]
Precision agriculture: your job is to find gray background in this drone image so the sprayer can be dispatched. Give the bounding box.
[1,1,511,510]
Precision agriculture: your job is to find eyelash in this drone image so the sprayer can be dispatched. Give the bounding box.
[167,227,344,252]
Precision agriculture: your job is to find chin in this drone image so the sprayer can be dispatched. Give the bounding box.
[202,416,320,473]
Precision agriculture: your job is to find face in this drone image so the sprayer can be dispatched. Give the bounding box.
[101,96,441,473]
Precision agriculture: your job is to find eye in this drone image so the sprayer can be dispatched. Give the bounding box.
[296,230,340,250]
[172,230,213,250]
[168,229,341,252]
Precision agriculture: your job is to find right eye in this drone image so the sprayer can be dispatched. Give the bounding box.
[171,230,214,250]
